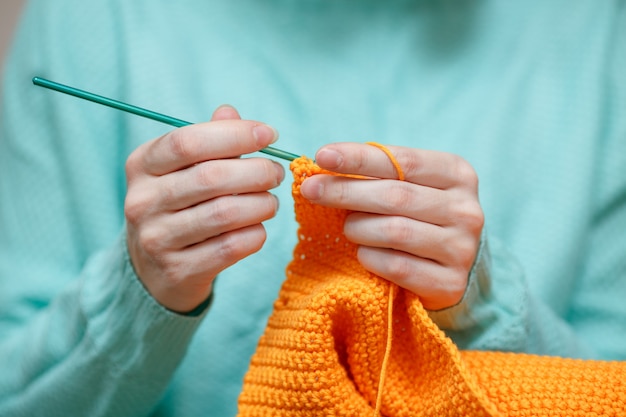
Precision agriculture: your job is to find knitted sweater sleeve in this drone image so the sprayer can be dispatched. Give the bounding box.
[429,6,626,359]
[428,233,594,357]
[0,2,205,415]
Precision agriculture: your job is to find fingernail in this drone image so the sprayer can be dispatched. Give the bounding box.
[301,178,323,200]
[315,148,343,170]
[272,194,280,212]
[273,162,285,184]
[253,124,279,146]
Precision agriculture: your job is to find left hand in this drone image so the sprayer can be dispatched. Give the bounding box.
[300,142,484,310]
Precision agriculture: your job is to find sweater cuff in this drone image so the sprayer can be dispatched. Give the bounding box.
[427,229,491,330]
[79,228,207,377]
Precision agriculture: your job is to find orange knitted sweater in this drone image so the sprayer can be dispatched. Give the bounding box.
[237,156,626,416]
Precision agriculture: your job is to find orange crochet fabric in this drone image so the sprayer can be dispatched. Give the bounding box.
[237,156,626,416]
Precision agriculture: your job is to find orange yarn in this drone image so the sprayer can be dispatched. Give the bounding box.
[364,142,405,182]
[374,285,395,417]
[363,142,404,417]
[237,156,626,416]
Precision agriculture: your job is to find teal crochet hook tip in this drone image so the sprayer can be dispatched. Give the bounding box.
[32,77,300,162]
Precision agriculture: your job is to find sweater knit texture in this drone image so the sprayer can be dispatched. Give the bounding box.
[237,157,626,416]
[2,2,626,416]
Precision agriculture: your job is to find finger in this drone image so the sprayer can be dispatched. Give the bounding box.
[355,246,467,310]
[179,223,268,278]
[147,192,279,249]
[301,174,458,225]
[149,223,268,313]
[315,142,478,190]
[210,104,241,121]
[139,120,278,176]
[344,213,478,269]
[152,157,284,211]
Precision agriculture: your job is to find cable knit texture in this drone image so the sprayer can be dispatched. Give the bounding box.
[237,157,626,416]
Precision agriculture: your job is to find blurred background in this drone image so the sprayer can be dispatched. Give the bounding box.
[1,0,26,76]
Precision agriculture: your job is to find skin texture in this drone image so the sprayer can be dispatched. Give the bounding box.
[125,105,483,313]
[124,106,284,313]
[300,143,484,311]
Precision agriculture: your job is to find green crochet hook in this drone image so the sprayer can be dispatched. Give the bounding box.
[32,77,300,162]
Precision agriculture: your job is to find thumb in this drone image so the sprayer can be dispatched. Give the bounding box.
[210,104,241,121]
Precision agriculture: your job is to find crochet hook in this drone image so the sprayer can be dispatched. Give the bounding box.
[32,77,300,162]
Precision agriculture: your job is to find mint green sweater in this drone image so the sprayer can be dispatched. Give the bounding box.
[1,0,625,416]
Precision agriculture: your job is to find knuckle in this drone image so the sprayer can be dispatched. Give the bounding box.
[380,183,414,212]
[160,261,186,286]
[450,200,484,232]
[195,163,222,189]
[452,156,479,189]
[384,217,414,247]
[124,193,149,225]
[442,270,468,305]
[158,180,177,206]
[167,129,192,159]
[336,181,352,204]
[354,146,371,171]
[324,178,351,204]
[422,269,468,309]
[217,228,265,262]
[399,152,424,177]
[453,239,479,270]
[137,227,166,257]
[125,150,141,177]
[469,210,485,234]
[209,198,239,228]
[342,145,370,172]
[462,202,485,232]
[383,254,413,283]
[441,231,478,270]
[216,237,241,262]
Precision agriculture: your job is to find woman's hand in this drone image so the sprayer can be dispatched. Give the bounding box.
[124,106,285,313]
[300,142,483,310]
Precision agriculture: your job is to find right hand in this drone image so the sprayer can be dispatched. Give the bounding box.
[124,106,284,313]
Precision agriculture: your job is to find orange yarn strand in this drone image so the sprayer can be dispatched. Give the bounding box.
[374,285,395,417]
[365,142,405,416]
[365,141,405,181]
